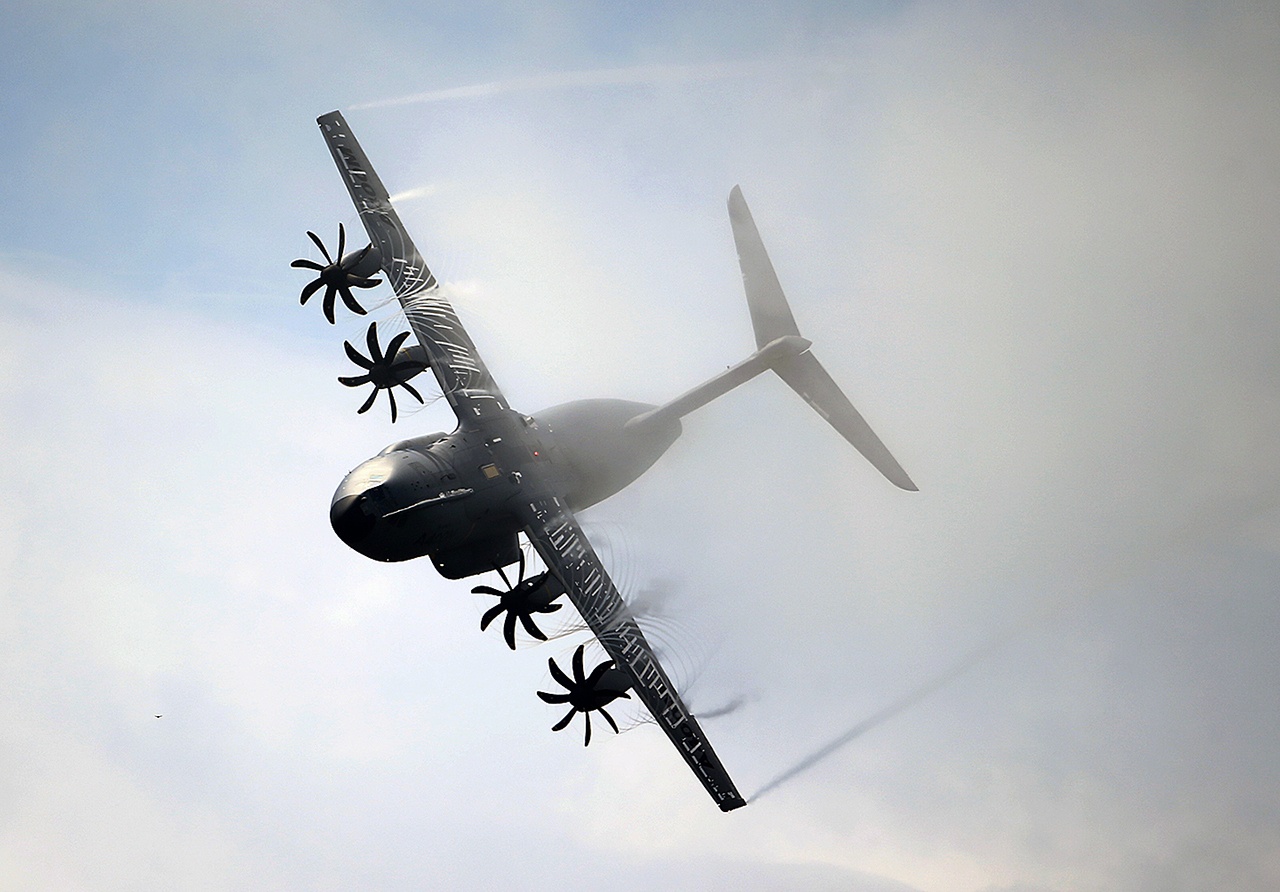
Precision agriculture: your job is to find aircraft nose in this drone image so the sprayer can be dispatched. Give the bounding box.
[330,492,377,548]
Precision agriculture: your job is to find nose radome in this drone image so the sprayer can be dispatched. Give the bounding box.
[330,492,377,547]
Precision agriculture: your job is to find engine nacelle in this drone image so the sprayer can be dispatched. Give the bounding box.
[390,343,430,384]
[342,243,382,278]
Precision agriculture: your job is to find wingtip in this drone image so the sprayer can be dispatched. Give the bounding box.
[880,461,918,492]
[728,184,744,207]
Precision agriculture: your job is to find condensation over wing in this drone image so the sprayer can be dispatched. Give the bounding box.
[521,494,747,812]
[315,111,508,420]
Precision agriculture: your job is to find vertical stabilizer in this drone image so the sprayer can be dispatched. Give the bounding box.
[729,185,801,348]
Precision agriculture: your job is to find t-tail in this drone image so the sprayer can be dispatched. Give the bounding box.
[628,186,917,491]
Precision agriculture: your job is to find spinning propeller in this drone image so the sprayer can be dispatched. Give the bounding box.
[538,644,632,746]
[473,551,566,649]
[291,223,382,323]
[339,322,427,422]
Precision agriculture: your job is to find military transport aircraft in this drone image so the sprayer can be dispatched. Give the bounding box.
[294,111,917,812]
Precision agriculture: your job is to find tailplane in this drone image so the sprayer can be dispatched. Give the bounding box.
[728,186,917,491]
[629,187,916,491]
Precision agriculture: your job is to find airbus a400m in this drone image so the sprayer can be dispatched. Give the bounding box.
[295,111,916,811]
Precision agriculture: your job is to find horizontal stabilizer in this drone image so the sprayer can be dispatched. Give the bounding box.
[773,351,917,491]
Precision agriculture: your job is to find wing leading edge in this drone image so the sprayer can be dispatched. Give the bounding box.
[316,111,507,422]
[521,494,747,812]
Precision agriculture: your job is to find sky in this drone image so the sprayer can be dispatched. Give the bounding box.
[2,1,1279,890]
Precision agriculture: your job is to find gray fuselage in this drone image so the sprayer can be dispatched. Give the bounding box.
[329,399,681,578]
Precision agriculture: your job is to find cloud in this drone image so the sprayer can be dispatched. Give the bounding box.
[4,2,1280,891]
[351,61,755,109]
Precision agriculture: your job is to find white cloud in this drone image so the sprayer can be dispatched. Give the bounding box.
[4,2,1280,890]
[352,61,755,110]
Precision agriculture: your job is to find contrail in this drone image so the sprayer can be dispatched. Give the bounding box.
[351,61,752,110]
[750,486,1280,804]
[749,629,1017,803]
[386,185,436,204]
[694,695,751,720]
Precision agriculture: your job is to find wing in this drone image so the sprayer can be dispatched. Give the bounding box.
[315,111,508,422]
[520,494,747,812]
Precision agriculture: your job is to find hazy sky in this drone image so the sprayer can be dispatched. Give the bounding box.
[2,2,1279,890]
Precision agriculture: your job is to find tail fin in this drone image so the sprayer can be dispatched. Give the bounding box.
[728,186,801,349]
[728,187,918,491]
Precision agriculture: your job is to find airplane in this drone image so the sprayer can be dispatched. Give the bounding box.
[295,111,917,812]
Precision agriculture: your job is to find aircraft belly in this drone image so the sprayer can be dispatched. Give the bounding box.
[534,399,682,511]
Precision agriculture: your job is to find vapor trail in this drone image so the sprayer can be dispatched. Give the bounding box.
[750,487,1280,804]
[749,630,1016,803]
[694,696,750,719]
[351,62,751,110]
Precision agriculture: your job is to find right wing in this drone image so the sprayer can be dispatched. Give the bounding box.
[316,111,508,422]
[520,494,748,812]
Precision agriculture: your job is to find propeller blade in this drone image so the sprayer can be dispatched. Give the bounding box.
[400,379,424,404]
[476,556,564,649]
[295,226,381,322]
[385,330,411,359]
[572,645,586,684]
[387,388,399,423]
[599,706,620,735]
[503,611,518,650]
[307,230,331,262]
[585,660,614,688]
[338,374,372,387]
[299,277,324,304]
[338,285,368,316]
[322,285,338,324]
[480,603,504,631]
[344,340,374,369]
[518,612,548,642]
[357,388,378,414]
[548,657,574,690]
[582,711,592,746]
[552,708,576,732]
[495,563,513,589]
[364,322,382,361]
[537,690,570,704]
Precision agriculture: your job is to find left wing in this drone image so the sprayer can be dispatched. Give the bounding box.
[316,111,508,423]
[520,494,747,812]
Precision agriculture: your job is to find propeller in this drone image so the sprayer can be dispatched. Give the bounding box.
[291,223,383,323]
[537,644,632,746]
[339,322,428,422]
[473,551,566,649]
